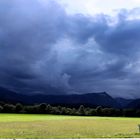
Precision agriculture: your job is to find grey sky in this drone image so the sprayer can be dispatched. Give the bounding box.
[0,0,140,98]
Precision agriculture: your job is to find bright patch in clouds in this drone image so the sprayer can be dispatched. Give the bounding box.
[57,0,140,16]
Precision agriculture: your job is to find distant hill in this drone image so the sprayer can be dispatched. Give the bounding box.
[0,86,136,108]
[127,99,140,109]
[0,87,29,103]
[29,92,119,108]
[115,97,134,108]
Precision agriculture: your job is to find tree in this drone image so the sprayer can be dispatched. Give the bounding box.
[71,108,77,115]
[89,109,97,116]
[0,105,3,113]
[24,105,38,114]
[61,107,67,115]
[51,107,61,114]
[102,108,115,116]
[96,106,102,116]
[136,110,140,117]
[46,104,52,114]
[123,109,136,117]
[38,103,47,114]
[65,108,73,115]
[78,105,85,115]
[15,103,23,113]
[3,104,15,113]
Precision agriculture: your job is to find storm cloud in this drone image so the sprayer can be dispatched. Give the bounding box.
[0,0,140,98]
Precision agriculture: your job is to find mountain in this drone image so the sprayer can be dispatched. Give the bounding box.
[127,99,140,109]
[115,97,134,108]
[0,87,120,108]
[29,92,119,108]
[0,87,29,103]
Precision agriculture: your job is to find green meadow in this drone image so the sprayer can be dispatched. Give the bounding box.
[0,114,140,138]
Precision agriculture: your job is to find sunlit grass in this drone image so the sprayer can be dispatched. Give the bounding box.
[0,114,140,138]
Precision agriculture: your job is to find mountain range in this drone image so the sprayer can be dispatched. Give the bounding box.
[0,86,139,109]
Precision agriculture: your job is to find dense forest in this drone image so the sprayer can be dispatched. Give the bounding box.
[0,102,140,117]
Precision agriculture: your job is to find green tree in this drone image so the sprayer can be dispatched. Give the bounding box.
[0,105,3,112]
[38,103,47,114]
[46,104,52,114]
[3,104,15,113]
[61,107,67,115]
[123,109,136,117]
[89,109,97,116]
[15,103,23,113]
[51,107,61,114]
[96,106,102,116]
[78,105,85,116]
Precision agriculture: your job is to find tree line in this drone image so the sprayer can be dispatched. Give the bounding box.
[0,101,140,117]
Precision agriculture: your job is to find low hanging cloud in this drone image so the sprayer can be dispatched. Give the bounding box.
[0,0,140,98]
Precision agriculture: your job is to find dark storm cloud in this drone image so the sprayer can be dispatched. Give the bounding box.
[0,0,140,98]
[96,19,140,56]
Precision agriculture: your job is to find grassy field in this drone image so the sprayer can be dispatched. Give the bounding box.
[0,114,140,138]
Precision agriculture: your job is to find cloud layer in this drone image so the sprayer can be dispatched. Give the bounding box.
[0,0,140,98]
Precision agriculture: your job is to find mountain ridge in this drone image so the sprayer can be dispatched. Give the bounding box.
[0,86,138,109]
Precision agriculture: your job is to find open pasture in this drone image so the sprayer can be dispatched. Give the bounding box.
[0,114,140,138]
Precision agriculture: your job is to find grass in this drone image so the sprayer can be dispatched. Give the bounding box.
[0,114,140,138]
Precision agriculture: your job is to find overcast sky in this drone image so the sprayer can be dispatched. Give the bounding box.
[0,0,140,98]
